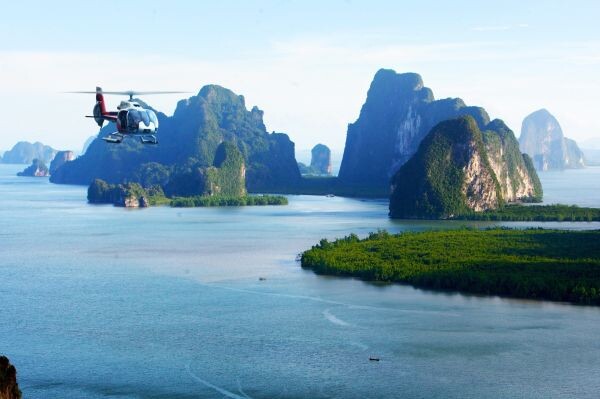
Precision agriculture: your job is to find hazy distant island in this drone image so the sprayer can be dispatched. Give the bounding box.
[301,228,600,305]
[298,144,332,176]
[0,356,21,399]
[1,141,57,164]
[4,142,76,178]
[519,109,585,171]
[87,141,287,207]
[17,159,49,177]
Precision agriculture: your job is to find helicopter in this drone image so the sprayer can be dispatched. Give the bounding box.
[71,87,186,144]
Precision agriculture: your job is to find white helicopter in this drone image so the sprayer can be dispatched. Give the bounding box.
[72,87,185,144]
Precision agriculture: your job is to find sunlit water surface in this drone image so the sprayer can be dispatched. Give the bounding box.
[1,164,599,398]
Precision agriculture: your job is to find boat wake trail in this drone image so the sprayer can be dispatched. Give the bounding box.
[323,308,351,326]
[186,363,253,399]
[207,284,457,316]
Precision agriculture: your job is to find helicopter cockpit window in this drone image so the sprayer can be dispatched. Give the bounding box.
[127,110,142,129]
[148,110,158,126]
[140,110,150,126]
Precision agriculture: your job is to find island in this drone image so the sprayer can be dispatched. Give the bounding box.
[87,141,287,207]
[519,109,585,171]
[301,228,600,305]
[16,159,49,177]
[298,144,332,176]
[389,116,542,219]
[1,141,56,164]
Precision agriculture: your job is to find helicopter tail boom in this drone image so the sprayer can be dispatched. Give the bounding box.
[96,87,107,115]
[92,87,117,127]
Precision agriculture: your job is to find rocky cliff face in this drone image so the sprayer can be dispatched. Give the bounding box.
[1,141,56,164]
[206,141,247,197]
[310,144,332,175]
[87,179,161,207]
[338,69,490,190]
[51,85,300,191]
[564,138,585,168]
[17,159,49,177]
[0,356,21,399]
[389,116,542,219]
[519,109,585,171]
[49,150,75,175]
[483,120,542,202]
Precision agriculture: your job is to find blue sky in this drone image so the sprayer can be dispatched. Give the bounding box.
[1,0,600,155]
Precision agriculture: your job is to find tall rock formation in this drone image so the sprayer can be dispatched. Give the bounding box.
[49,150,75,175]
[88,141,246,204]
[51,85,300,191]
[1,141,56,164]
[0,356,21,399]
[164,141,247,197]
[519,109,585,171]
[338,69,490,191]
[389,116,542,219]
[17,159,49,177]
[310,144,332,175]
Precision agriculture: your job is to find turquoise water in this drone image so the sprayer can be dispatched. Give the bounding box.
[1,164,599,398]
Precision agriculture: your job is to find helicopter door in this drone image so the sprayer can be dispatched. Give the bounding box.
[117,110,128,132]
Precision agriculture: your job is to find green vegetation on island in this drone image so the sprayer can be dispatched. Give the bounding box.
[301,228,600,305]
[87,141,287,208]
[170,194,287,207]
[88,179,169,207]
[389,116,542,219]
[452,204,600,221]
[86,141,287,208]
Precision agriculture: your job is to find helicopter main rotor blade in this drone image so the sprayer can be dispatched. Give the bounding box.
[65,90,189,96]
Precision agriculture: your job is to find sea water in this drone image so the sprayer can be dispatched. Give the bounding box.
[1,164,599,398]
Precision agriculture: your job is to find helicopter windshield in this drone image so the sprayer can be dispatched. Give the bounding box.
[127,109,158,129]
[127,110,142,127]
[147,110,158,126]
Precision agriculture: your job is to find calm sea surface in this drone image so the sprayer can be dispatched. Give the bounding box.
[1,164,599,398]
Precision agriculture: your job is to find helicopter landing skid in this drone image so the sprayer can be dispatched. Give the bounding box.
[102,133,124,144]
[140,135,158,145]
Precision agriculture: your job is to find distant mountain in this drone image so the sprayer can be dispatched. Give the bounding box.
[17,159,49,177]
[519,109,585,171]
[310,144,332,175]
[338,69,490,191]
[298,144,332,176]
[1,141,57,164]
[389,116,542,219]
[296,147,342,176]
[51,85,301,191]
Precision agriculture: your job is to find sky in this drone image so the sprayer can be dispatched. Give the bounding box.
[1,0,600,156]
